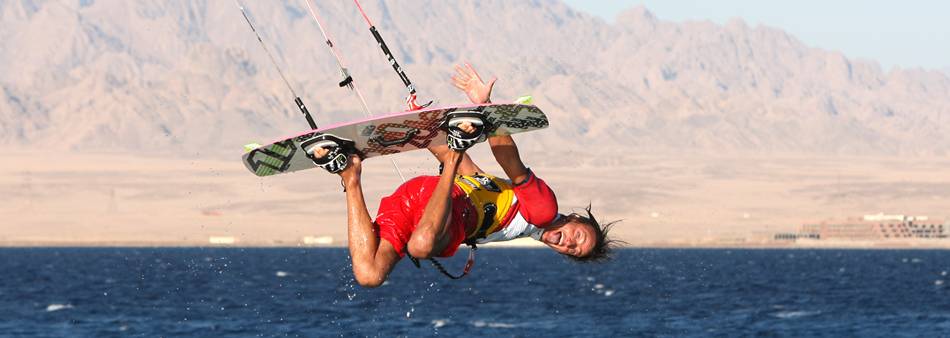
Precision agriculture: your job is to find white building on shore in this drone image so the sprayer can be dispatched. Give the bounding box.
[208,236,237,245]
[302,236,334,246]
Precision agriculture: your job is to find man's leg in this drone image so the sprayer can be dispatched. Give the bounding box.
[428,144,482,176]
[338,155,400,287]
[407,149,467,258]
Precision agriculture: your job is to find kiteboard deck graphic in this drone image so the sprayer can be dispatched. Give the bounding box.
[242,103,549,177]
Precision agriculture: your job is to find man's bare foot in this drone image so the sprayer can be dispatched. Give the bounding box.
[302,138,351,174]
[312,147,330,159]
[457,121,476,134]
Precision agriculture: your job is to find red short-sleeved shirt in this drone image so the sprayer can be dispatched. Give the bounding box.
[375,171,558,257]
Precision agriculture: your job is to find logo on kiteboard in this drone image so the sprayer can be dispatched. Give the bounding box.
[359,110,444,155]
[245,139,297,175]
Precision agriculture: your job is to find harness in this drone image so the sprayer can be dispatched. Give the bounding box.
[407,171,515,279]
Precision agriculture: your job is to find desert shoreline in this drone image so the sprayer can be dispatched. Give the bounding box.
[3,152,948,249]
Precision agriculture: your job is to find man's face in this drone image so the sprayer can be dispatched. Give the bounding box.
[539,219,597,258]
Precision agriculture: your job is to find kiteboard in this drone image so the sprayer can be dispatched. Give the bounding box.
[242,103,549,177]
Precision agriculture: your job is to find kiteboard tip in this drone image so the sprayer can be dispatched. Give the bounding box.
[244,143,262,152]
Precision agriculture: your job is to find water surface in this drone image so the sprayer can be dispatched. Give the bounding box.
[1,248,948,337]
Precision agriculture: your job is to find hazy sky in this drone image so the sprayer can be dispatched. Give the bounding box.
[561,0,950,71]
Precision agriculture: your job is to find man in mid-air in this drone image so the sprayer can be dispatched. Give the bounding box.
[310,64,619,287]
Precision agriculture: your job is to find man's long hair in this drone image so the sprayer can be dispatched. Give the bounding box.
[566,204,623,263]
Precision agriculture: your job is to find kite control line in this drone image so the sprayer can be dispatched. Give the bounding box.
[301,0,406,182]
[352,0,432,111]
[236,3,318,130]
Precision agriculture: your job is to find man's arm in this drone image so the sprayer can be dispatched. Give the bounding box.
[486,135,530,185]
[338,156,400,288]
[451,63,530,184]
[452,63,495,105]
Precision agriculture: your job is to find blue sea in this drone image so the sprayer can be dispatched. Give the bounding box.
[1,248,949,337]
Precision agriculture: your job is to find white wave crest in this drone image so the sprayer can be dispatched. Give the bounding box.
[46,304,74,312]
[772,310,820,319]
[472,320,516,328]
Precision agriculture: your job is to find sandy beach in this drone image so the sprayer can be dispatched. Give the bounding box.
[2,151,947,248]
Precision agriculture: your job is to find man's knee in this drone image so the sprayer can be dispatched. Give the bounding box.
[407,236,437,259]
[409,228,452,259]
[355,274,385,288]
[352,266,386,288]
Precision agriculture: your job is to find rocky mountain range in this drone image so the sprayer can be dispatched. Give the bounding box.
[2,0,949,157]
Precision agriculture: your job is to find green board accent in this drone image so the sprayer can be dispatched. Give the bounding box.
[244,143,262,152]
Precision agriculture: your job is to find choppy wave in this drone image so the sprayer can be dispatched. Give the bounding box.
[45,304,73,312]
[772,310,821,319]
[472,320,517,328]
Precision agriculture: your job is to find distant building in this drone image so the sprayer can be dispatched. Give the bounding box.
[774,233,820,241]
[791,215,947,241]
[801,222,879,240]
[878,221,946,239]
[208,236,237,245]
[862,213,929,222]
[302,236,334,246]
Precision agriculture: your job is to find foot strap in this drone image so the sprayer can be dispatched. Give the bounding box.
[301,134,356,174]
[440,111,491,151]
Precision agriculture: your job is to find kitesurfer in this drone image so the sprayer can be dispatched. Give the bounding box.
[311,64,620,287]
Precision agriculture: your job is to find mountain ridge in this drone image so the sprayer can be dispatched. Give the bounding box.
[2,0,948,157]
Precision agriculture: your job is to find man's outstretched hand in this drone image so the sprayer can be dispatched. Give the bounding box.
[451,63,495,104]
